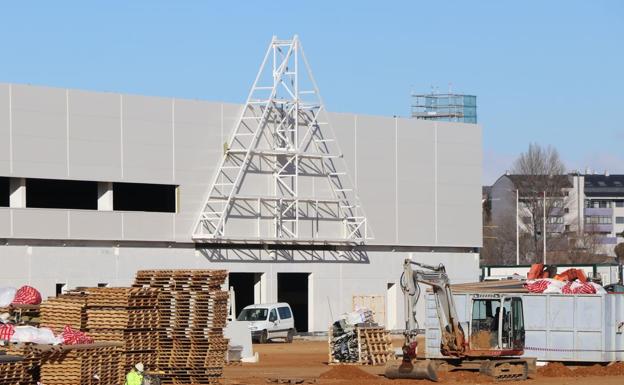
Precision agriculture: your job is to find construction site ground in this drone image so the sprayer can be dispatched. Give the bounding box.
[223,340,624,385]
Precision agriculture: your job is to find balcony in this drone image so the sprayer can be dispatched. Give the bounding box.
[598,237,618,245]
[546,223,565,233]
[585,223,613,233]
[585,207,613,216]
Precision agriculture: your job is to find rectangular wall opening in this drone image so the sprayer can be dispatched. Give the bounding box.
[27,178,98,210]
[0,177,8,207]
[277,273,310,333]
[228,272,262,318]
[113,182,176,213]
[55,283,66,297]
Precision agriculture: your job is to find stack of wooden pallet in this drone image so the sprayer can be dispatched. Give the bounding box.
[37,343,123,385]
[134,270,229,384]
[328,325,393,366]
[78,287,160,372]
[1,342,122,385]
[0,355,24,385]
[39,294,87,333]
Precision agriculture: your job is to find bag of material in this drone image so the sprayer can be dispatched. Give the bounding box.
[0,287,17,307]
[12,286,42,305]
[10,326,62,344]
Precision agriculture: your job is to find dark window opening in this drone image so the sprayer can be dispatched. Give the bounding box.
[0,177,8,207]
[229,273,262,318]
[113,183,176,213]
[27,178,98,210]
[278,273,310,332]
[55,283,66,297]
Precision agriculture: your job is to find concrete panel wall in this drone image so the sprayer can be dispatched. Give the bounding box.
[68,90,122,181]
[436,122,482,246]
[0,85,10,175]
[0,244,479,332]
[397,119,436,245]
[122,95,173,183]
[11,85,67,177]
[0,83,481,248]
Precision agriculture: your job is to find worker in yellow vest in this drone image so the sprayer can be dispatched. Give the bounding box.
[125,362,144,385]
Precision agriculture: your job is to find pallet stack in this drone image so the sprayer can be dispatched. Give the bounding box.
[79,287,160,372]
[134,270,229,384]
[39,294,87,333]
[0,355,24,385]
[36,343,123,385]
[1,342,122,385]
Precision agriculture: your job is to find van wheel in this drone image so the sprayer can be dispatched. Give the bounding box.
[286,329,295,343]
[259,330,268,344]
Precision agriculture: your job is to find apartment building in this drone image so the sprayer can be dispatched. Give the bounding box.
[486,173,623,260]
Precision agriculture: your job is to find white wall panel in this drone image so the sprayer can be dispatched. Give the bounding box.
[0,85,10,174]
[68,210,123,240]
[11,85,67,178]
[0,208,10,237]
[173,99,222,240]
[122,212,175,241]
[68,90,122,181]
[436,122,482,247]
[397,119,436,245]
[122,95,173,183]
[355,115,396,244]
[12,208,69,239]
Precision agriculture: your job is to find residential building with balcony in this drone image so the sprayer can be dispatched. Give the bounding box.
[484,172,624,260]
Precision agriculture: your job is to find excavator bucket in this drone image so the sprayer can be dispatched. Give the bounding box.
[384,360,438,382]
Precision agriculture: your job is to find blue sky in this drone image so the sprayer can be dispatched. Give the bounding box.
[1,1,622,183]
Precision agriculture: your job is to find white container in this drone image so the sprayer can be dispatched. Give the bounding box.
[425,292,624,362]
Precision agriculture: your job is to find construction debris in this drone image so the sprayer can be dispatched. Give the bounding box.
[328,309,393,366]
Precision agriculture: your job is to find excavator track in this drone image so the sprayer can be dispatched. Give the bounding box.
[480,359,529,381]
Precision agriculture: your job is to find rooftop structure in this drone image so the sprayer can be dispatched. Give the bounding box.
[411,92,477,123]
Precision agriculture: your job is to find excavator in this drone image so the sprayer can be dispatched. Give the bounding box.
[384,259,535,381]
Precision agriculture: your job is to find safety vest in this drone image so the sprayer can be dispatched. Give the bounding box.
[125,369,143,385]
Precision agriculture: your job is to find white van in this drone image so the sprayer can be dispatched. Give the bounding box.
[237,302,296,343]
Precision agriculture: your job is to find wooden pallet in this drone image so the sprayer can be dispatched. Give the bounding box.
[133,269,229,384]
[328,325,393,366]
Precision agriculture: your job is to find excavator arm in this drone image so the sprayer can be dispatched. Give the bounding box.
[401,259,466,357]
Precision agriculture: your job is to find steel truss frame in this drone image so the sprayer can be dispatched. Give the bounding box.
[192,36,368,243]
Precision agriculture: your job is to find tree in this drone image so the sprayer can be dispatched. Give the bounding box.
[616,242,624,263]
[511,143,568,262]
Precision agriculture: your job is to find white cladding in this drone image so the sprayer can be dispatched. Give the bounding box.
[0,83,483,332]
[0,83,482,248]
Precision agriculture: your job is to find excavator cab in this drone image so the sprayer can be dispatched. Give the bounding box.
[469,295,525,354]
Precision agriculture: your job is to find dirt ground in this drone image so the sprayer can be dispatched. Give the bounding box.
[223,340,624,385]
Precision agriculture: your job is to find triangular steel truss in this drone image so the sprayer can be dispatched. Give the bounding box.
[192,35,368,243]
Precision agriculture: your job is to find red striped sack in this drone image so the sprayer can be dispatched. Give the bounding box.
[524,280,549,293]
[574,282,597,294]
[61,325,94,345]
[561,282,574,294]
[11,286,42,305]
[0,324,15,340]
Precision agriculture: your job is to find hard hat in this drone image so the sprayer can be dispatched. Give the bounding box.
[135,363,144,372]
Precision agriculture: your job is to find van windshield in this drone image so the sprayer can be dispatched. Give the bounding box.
[238,308,268,321]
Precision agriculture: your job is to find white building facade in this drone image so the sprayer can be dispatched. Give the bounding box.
[0,79,482,332]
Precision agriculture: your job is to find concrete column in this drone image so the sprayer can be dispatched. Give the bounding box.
[98,182,113,211]
[9,178,26,208]
[253,273,264,304]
